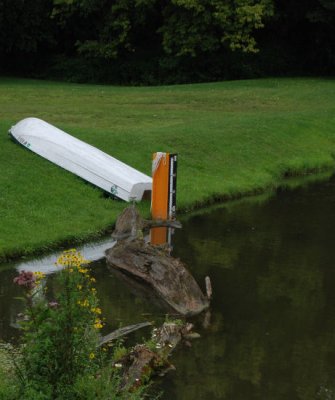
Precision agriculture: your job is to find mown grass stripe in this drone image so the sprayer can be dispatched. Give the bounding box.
[1,77,335,260]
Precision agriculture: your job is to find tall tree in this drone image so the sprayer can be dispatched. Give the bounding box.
[0,0,53,55]
[260,0,335,74]
[72,0,274,60]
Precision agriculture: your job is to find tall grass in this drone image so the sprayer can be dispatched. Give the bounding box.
[1,77,335,259]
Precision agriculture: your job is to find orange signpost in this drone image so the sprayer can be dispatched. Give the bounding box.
[151,152,177,221]
[151,152,170,220]
[151,152,178,245]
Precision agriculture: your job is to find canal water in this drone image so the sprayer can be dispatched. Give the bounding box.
[1,175,335,399]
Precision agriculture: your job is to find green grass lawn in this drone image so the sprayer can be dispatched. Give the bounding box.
[1,77,335,260]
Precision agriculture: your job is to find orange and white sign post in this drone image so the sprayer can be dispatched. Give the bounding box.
[151,152,178,245]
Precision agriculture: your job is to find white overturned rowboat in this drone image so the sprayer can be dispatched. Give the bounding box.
[9,117,152,201]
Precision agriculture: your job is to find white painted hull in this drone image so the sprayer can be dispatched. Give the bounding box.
[9,117,152,201]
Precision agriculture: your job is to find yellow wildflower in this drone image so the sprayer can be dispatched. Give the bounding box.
[77,299,90,307]
[34,271,45,279]
[56,250,90,268]
[34,271,46,284]
[78,268,89,274]
[94,319,103,329]
[89,353,95,359]
[65,248,76,253]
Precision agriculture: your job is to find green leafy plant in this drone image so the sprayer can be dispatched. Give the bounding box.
[0,343,20,400]
[9,249,147,400]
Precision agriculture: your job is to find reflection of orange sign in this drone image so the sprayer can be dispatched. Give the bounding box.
[150,226,168,245]
[151,152,177,221]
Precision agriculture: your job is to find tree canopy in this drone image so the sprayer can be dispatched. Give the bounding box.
[0,0,333,83]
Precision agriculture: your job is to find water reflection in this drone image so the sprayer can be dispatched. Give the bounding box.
[0,268,25,341]
[15,237,115,274]
[161,176,335,400]
[1,176,335,399]
[0,238,117,342]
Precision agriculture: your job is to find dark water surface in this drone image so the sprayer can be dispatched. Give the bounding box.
[2,176,335,399]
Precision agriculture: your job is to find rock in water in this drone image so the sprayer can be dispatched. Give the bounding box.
[106,239,209,316]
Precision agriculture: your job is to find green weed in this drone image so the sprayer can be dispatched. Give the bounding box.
[1,250,148,399]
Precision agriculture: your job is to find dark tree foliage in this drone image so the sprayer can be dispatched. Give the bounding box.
[262,0,335,76]
[0,0,333,83]
[254,0,335,76]
[47,0,274,83]
[0,0,54,73]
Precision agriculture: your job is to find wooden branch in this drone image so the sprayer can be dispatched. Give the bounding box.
[99,322,152,346]
[111,205,181,240]
[117,322,200,390]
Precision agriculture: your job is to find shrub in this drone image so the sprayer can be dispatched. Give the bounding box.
[7,249,147,400]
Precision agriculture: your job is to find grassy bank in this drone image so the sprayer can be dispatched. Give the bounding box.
[1,77,335,261]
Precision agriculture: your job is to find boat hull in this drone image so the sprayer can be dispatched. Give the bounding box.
[9,117,152,201]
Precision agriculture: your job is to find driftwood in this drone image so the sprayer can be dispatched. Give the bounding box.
[144,219,182,229]
[111,205,182,240]
[112,206,144,240]
[117,321,199,390]
[106,239,209,316]
[107,206,211,392]
[99,322,152,346]
[205,276,213,300]
[110,268,181,314]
